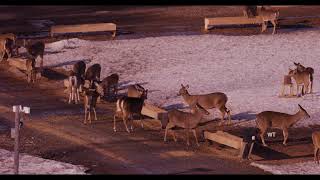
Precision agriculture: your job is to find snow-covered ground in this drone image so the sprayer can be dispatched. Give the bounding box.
[251,161,320,174]
[0,149,87,174]
[41,29,320,128]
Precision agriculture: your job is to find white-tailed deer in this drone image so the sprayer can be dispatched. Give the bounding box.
[288,68,310,96]
[127,84,146,98]
[256,104,310,146]
[83,80,104,124]
[280,75,293,96]
[312,131,320,164]
[243,6,258,18]
[113,89,148,133]
[294,62,314,94]
[101,73,119,99]
[178,84,231,125]
[72,61,86,92]
[26,57,36,83]
[164,103,210,146]
[68,72,80,104]
[259,6,280,34]
[23,40,45,68]
[85,63,101,82]
[0,38,16,61]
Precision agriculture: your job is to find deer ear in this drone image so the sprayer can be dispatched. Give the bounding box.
[298,104,302,109]
[185,85,189,89]
[181,84,184,88]
[294,62,298,66]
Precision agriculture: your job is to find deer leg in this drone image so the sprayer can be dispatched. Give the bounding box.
[140,114,144,129]
[282,128,289,146]
[76,88,80,103]
[68,92,72,104]
[93,107,97,121]
[88,109,92,124]
[113,114,117,132]
[271,20,276,35]
[192,129,200,147]
[122,114,130,133]
[186,128,190,146]
[260,129,267,146]
[280,84,285,96]
[314,148,319,164]
[289,84,293,96]
[84,108,87,124]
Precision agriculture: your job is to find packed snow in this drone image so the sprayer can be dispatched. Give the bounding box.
[0,149,87,174]
[251,161,320,174]
[43,29,320,128]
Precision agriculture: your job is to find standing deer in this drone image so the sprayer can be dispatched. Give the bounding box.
[83,80,104,124]
[23,40,45,68]
[164,103,210,146]
[294,62,314,94]
[68,71,80,104]
[243,6,258,18]
[26,57,36,83]
[85,63,101,82]
[256,104,310,146]
[259,6,280,34]
[0,38,16,60]
[178,84,231,125]
[288,68,310,96]
[280,75,293,96]
[72,60,86,92]
[100,73,119,99]
[113,89,148,133]
[312,131,320,164]
[127,84,146,98]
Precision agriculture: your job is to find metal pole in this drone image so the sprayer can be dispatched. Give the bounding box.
[14,105,20,175]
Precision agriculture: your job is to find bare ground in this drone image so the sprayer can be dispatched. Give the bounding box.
[0,6,320,174]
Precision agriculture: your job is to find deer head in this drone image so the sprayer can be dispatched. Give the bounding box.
[177,84,189,96]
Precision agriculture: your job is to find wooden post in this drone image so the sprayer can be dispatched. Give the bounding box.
[13,105,20,174]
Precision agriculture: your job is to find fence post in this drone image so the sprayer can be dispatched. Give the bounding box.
[13,105,21,174]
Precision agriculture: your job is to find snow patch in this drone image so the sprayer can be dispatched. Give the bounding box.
[251,161,320,174]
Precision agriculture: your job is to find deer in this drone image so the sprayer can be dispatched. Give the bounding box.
[164,103,210,147]
[256,104,310,147]
[280,75,293,97]
[259,6,280,34]
[100,73,119,99]
[113,89,148,133]
[0,38,16,61]
[312,131,320,164]
[288,68,311,96]
[127,84,146,98]
[26,57,36,83]
[243,6,258,18]
[294,62,314,94]
[23,40,45,68]
[85,63,101,82]
[72,60,86,92]
[67,71,81,104]
[83,80,104,124]
[178,84,231,125]
[0,33,18,57]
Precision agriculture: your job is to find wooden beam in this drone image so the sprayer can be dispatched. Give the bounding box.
[204,131,243,150]
[204,16,263,31]
[141,103,168,121]
[8,57,28,71]
[51,23,117,37]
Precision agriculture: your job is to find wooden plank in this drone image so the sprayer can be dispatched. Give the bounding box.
[51,23,117,37]
[141,103,167,121]
[8,57,28,71]
[204,131,243,150]
[216,131,243,142]
[204,16,263,31]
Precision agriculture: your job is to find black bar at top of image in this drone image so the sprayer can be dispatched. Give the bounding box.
[0,0,317,6]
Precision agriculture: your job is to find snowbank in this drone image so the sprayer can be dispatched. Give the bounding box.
[0,149,87,174]
[44,29,320,127]
[251,161,320,174]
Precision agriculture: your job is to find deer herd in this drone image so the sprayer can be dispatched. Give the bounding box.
[0,11,319,164]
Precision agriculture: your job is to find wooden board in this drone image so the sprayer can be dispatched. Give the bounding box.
[141,103,168,121]
[51,23,117,37]
[204,16,263,31]
[8,57,29,71]
[204,131,243,150]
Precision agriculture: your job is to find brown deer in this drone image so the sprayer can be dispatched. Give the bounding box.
[23,40,45,68]
[127,84,146,98]
[100,73,119,99]
[72,61,86,92]
[113,89,148,133]
[178,84,231,125]
[83,80,104,124]
[67,71,81,104]
[256,104,310,146]
[288,68,311,96]
[26,57,36,83]
[0,38,17,61]
[164,103,210,146]
[312,131,320,164]
[243,6,258,18]
[259,6,280,34]
[294,62,314,94]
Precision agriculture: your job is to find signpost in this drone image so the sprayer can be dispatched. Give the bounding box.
[12,105,30,174]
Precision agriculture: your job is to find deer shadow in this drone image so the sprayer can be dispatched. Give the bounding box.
[41,68,68,80]
[45,59,91,69]
[164,103,187,110]
[44,50,66,55]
